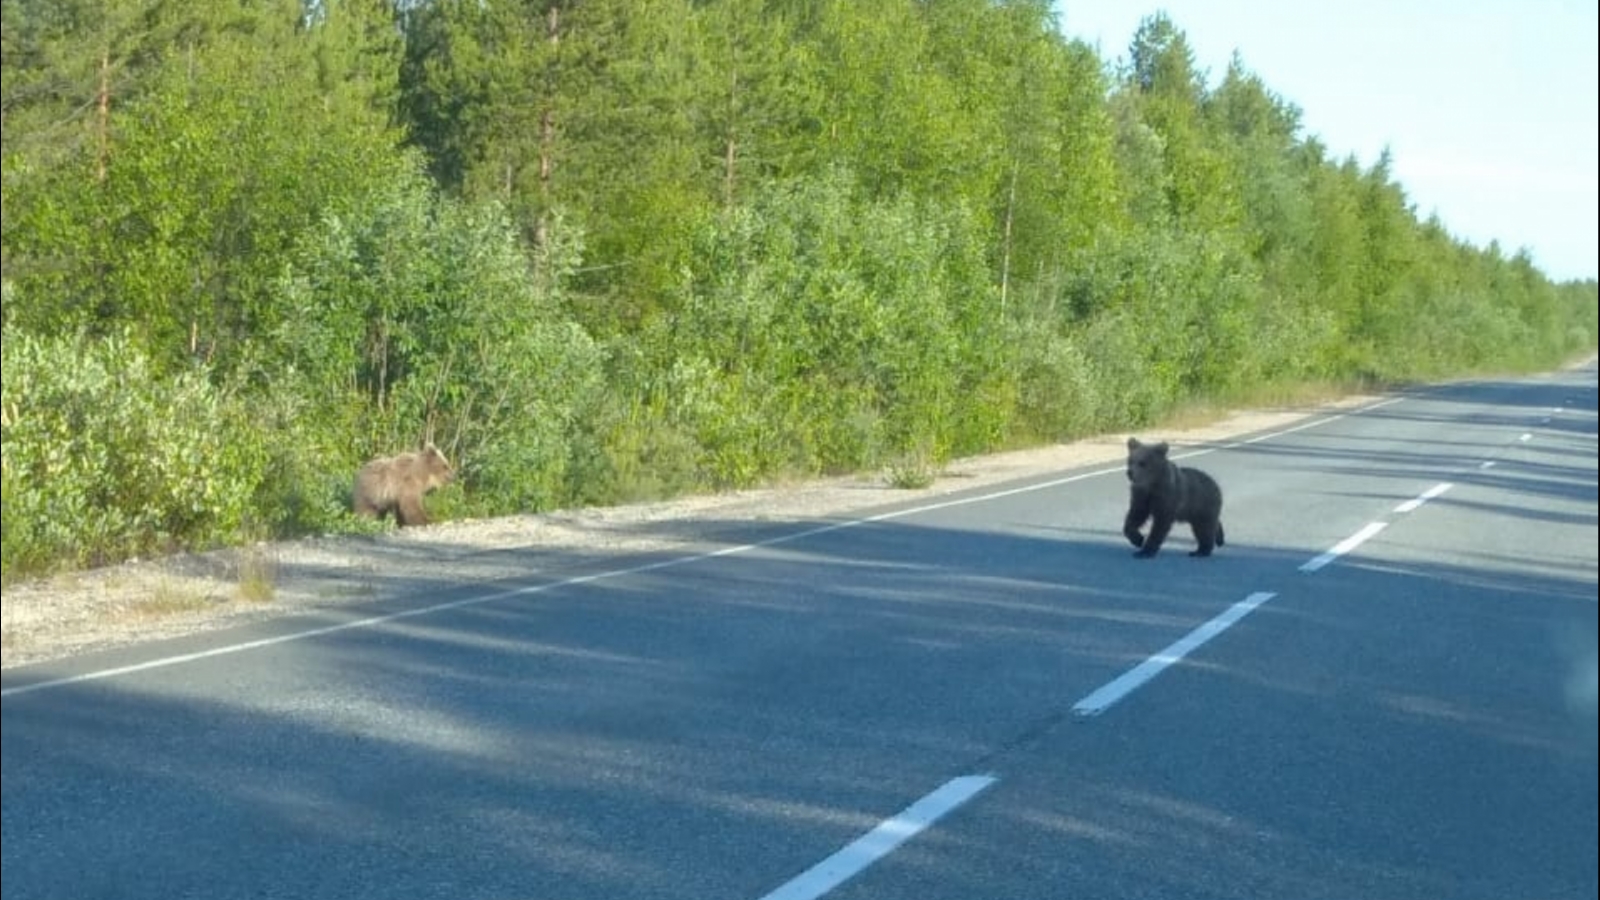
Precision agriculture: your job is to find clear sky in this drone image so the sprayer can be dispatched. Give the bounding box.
[1054,1,1599,283]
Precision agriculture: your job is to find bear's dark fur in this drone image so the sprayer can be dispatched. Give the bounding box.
[1123,437,1225,558]
[352,442,455,527]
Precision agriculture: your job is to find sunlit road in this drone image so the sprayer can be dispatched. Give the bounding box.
[4,364,1596,900]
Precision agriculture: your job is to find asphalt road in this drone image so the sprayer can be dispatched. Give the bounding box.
[4,365,1596,900]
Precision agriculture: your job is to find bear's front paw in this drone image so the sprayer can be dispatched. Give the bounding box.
[1125,531,1145,548]
[1133,547,1157,558]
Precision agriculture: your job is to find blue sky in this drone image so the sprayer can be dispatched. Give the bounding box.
[1054,1,1599,283]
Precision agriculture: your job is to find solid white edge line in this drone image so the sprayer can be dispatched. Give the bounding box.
[1071,592,1278,718]
[1392,482,1454,513]
[3,398,1404,700]
[1299,521,1388,573]
[757,775,998,900]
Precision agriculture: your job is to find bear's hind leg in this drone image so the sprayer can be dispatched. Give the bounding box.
[1189,518,1219,557]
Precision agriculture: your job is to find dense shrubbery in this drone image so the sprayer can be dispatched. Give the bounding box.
[1,329,266,573]
[268,168,607,518]
[619,169,1001,485]
[2,1,1595,581]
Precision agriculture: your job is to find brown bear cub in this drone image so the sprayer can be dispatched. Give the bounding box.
[1123,437,1225,558]
[352,442,456,527]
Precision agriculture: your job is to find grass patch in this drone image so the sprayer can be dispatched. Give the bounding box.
[885,447,939,489]
[1226,378,1389,410]
[132,578,213,618]
[1159,378,1389,433]
[235,546,277,604]
[1155,398,1232,432]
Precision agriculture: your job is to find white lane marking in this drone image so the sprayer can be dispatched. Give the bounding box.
[1299,522,1388,573]
[1072,592,1278,717]
[1393,482,1453,514]
[757,775,998,900]
[1,400,1401,700]
[1479,461,1496,470]
[1519,433,1533,442]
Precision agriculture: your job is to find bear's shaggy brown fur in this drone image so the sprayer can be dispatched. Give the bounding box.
[1123,437,1225,558]
[352,443,455,527]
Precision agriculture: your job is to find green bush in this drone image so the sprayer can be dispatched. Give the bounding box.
[272,175,607,518]
[644,168,1000,483]
[2,328,268,579]
[1009,324,1105,442]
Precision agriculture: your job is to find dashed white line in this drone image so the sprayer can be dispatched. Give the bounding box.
[1072,592,1278,717]
[1393,482,1453,514]
[1299,522,1388,573]
[757,775,998,900]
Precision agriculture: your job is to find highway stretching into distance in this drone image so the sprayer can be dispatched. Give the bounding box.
[4,363,1597,900]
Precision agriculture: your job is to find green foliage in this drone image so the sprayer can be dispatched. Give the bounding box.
[584,393,705,505]
[885,444,939,490]
[1007,320,1105,442]
[400,0,721,332]
[1,328,268,578]
[3,0,407,370]
[634,168,998,486]
[273,170,606,517]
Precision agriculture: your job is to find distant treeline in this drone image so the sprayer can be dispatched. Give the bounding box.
[2,0,1595,579]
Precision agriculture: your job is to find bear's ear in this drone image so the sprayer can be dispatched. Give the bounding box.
[1127,437,1142,450]
[1150,441,1170,457]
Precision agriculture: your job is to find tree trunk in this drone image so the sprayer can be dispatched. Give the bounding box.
[96,49,111,183]
[999,159,1018,316]
[535,4,561,247]
[723,68,739,209]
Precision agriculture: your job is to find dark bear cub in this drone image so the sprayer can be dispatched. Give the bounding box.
[1123,437,1225,558]
[352,442,456,527]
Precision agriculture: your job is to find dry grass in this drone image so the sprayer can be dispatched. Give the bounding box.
[129,578,214,619]
[1161,380,1372,433]
[885,446,940,489]
[1233,379,1376,410]
[1156,399,1233,433]
[235,546,277,604]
